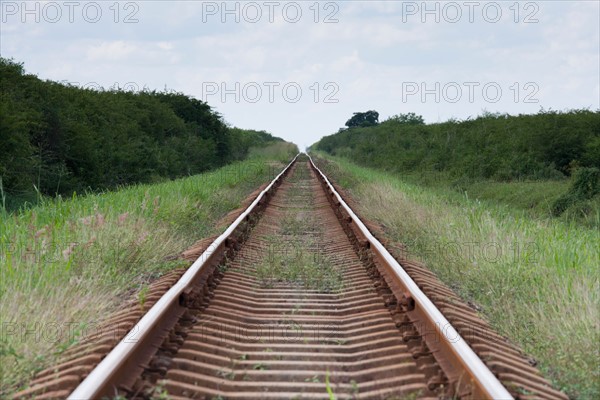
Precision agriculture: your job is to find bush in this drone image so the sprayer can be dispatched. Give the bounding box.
[314,110,600,182]
[552,167,600,216]
[0,58,287,210]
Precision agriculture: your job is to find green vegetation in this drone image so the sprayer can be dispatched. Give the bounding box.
[0,57,284,211]
[312,154,599,399]
[345,110,379,128]
[384,112,425,126]
[456,179,570,216]
[321,110,599,180]
[325,369,335,399]
[552,167,600,218]
[0,143,297,395]
[315,110,600,226]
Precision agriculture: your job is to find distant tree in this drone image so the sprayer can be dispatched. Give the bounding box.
[345,110,379,128]
[386,112,425,125]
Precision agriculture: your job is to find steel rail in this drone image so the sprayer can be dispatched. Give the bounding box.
[68,154,300,400]
[308,154,513,400]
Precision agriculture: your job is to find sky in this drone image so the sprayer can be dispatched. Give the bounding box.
[1,0,599,149]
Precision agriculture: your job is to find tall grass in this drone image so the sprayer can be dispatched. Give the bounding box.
[0,144,295,394]
[314,153,599,399]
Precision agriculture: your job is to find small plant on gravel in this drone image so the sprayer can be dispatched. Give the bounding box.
[252,362,267,370]
[393,392,420,400]
[149,382,171,400]
[137,284,150,310]
[325,369,336,399]
[350,379,359,396]
[280,212,308,235]
[216,357,240,380]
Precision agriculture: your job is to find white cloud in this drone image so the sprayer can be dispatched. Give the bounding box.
[86,40,136,61]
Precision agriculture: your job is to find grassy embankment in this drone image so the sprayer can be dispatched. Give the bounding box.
[0,142,297,394]
[385,171,599,228]
[316,110,600,227]
[312,153,599,399]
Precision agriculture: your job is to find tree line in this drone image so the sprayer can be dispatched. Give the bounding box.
[318,109,599,181]
[0,58,284,210]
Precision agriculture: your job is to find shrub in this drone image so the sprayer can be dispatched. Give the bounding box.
[552,167,600,216]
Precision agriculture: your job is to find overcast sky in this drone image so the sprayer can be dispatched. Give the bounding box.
[2,0,599,149]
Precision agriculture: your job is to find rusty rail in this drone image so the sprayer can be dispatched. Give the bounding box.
[308,155,513,400]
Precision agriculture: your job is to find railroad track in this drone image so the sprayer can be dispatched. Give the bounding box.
[15,155,567,399]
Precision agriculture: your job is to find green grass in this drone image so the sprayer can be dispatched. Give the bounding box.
[463,180,570,214]
[312,152,599,399]
[391,169,600,228]
[0,144,296,395]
